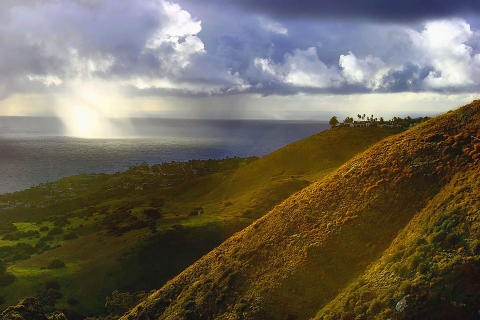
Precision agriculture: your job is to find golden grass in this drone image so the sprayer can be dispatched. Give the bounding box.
[121,100,480,320]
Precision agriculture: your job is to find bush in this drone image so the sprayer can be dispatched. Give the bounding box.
[39,226,50,232]
[45,280,61,290]
[2,230,39,240]
[37,288,63,307]
[46,259,66,269]
[144,208,162,219]
[0,223,18,235]
[53,218,70,227]
[39,235,54,242]
[34,242,47,250]
[0,273,15,287]
[105,290,148,317]
[48,227,64,236]
[63,232,78,241]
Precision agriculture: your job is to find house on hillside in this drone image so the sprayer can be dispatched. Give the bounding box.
[350,121,371,127]
[378,124,395,128]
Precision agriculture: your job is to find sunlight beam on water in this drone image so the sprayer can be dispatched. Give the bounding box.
[55,80,133,139]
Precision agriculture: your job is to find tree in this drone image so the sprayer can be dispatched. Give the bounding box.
[344,117,354,124]
[46,259,65,269]
[329,116,339,128]
[148,221,157,234]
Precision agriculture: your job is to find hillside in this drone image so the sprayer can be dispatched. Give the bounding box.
[0,126,396,318]
[121,100,480,319]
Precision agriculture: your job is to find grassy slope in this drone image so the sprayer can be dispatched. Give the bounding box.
[1,127,396,318]
[196,127,399,220]
[121,100,480,320]
[316,163,480,319]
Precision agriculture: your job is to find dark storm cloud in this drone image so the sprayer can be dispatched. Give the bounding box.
[378,62,435,92]
[188,0,480,22]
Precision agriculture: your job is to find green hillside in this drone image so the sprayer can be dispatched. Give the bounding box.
[120,100,480,320]
[0,125,396,318]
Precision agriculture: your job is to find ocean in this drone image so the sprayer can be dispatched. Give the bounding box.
[0,117,329,195]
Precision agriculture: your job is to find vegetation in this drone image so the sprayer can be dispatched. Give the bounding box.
[329,116,339,128]
[0,126,396,318]
[46,259,66,269]
[0,128,395,319]
[0,262,15,287]
[6,98,473,319]
[330,113,431,128]
[118,100,480,320]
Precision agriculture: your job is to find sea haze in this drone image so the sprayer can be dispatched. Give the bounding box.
[0,117,329,194]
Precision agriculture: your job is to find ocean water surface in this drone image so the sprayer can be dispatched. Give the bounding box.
[0,117,329,194]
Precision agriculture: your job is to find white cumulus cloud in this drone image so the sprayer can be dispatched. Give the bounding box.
[339,51,386,88]
[408,19,480,89]
[254,47,343,88]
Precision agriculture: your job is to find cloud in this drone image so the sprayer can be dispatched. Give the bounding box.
[259,18,288,35]
[339,52,385,88]
[181,0,480,22]
[1,0,480,107]
[277,48,343,88]
[377,62,434,92]
[407,19,480,90]
[0,0,254,99]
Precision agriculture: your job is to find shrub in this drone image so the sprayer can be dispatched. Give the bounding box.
[2,230,39,240]
[471,240,480,254]
[45,281,61,290]
[417,262,429,274]
[46,259,66,269]
[39,226,50,232]
[63,232,78,241]
[148,221,157,234]
[39,235,54,242]
[48,227,64,236]
[105,290,148,317]
[0,273,15,287]
[0,223,18,235]
[53,218,70,227]
[37,288,63,307]
[34,242,47,250]
[144,208,163,219]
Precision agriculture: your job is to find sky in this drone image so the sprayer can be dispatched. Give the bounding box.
[1,0,480,128]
